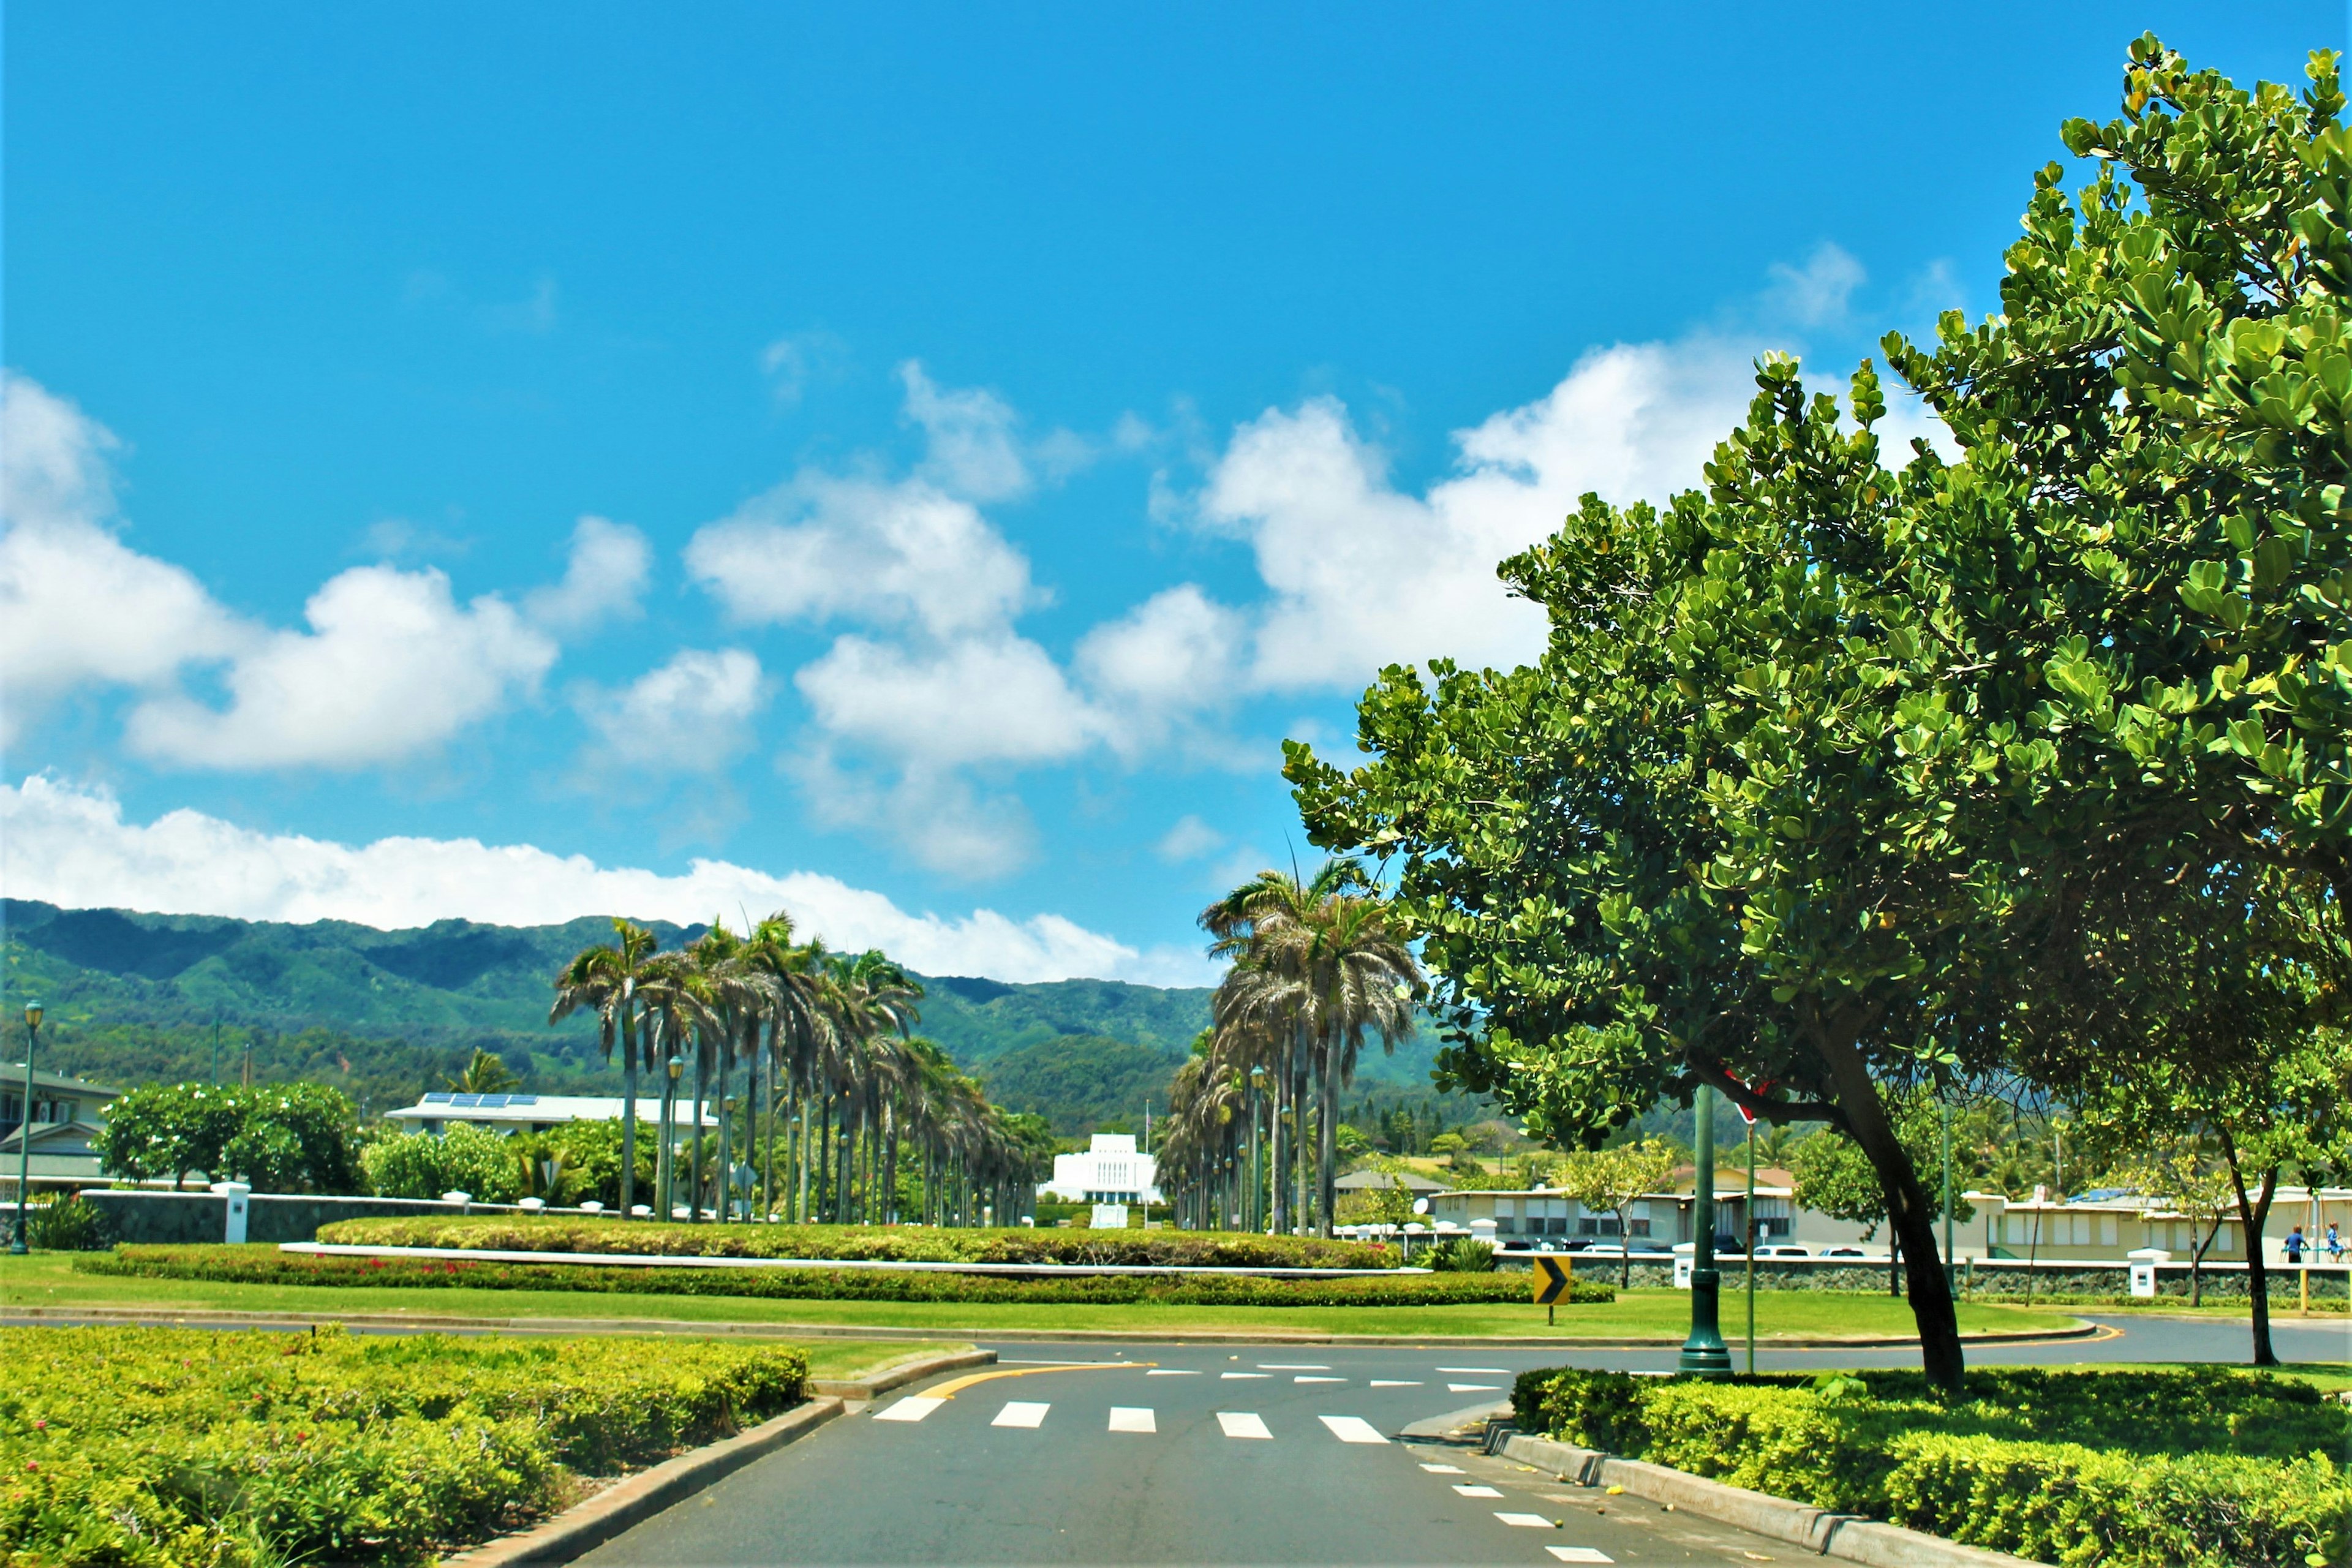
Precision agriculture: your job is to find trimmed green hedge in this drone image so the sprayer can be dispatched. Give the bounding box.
[0,1324,807,1567]
[314,1215,1401,1269]
[83,1244,1616,1308]
[1510,1365,2349,1567]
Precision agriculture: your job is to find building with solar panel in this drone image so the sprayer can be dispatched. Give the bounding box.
[384,1092,718,1137]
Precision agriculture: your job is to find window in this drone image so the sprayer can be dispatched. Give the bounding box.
[1629,1218,1653,1237]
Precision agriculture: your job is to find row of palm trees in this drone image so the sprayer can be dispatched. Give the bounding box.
[548,913,1050,1226]
[1157,861,1423,1236]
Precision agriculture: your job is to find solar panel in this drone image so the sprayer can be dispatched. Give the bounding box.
[451,1094,483,1108]
[509,1094,538,1106]
[423,1092,454,1104]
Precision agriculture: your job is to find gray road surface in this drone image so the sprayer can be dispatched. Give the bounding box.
[579,1313,2345,1567]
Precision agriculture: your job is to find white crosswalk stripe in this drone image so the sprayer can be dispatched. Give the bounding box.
[1453,1485,1503,1498]
[1219,1371,1270,1379]
[1145,1369,1199,1376]
[1447,1382,1501,1392]
[1370,1379,1422,1387]
[992,1401,1050,1429]
[1495,1512,1555,1528]
[1294,1374,1344,1383]
[873,1396,944,1423]
[1107,1406,1156,1433]
[1548,1550,1614,1562]
[1437,1366,1510,1374]
[1217,1411,1273,1439]
[1317,1415,1387,1444]
[1419,1463,1465,1474]
[1258,1363,1330,1370]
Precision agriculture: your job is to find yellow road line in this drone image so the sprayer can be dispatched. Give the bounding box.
[927,1362,1156,1400]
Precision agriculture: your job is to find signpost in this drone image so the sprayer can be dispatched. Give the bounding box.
[1531,1253,1572,1325]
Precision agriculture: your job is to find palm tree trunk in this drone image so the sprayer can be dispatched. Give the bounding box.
[1291,1029,1310,1232]
[617,1005,639,1219]
[690,1040,708,1222]
[1316,1027,1340,1238]
[717,1030,734,1223]
[1269,1043,1290,1235]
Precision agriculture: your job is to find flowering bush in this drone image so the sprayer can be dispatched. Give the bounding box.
[0,1325,807,1566]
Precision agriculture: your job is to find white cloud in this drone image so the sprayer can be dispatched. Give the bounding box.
[575,647,766,773]
[1201,334,1760,690]
[1156,813,1224,863]
[0,373,255,741]
[760,328,848,407]
[1074,584,1246,757]
[0,773,1213,984]
[525,515,652,635]
[795,634,1096,768]
[1765,242,1866,328]
[687,473,1037,639]
[125,565,557,769]
[899,361,1031,502]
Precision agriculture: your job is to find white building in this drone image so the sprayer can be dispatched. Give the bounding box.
[1039,1133,1162,1205]
[385,1091,715,1137]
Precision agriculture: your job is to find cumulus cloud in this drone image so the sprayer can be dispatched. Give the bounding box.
[796,634,1095,768]
[760,328,848,407]
[0,773,1213,984]
[1200,334,1761,689]
[1156,813,1224,863]
[1074,584,1246,758]
[899,361,1031,502]
[125,565,557,769]
[687,472,1036,639]
[0,374,255,741]
[525,515,652,635]
[1765,242,1867,328]
[575,647,766,773]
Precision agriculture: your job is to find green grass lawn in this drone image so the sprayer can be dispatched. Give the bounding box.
[0,1251,2080,1340]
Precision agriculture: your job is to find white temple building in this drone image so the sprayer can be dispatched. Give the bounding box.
[1039,1133,1161,1205]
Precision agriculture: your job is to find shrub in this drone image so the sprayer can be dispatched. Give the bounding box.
[361,1123,526,1202]
[86,1245,1619,1308]
[1508,1364,2351,1567]
[97,1082,361,1193]
[21,1194,116,1251]
[316,1214,1403,1269]
[1428,1237,1496,1272]
[0,1325,807,1566]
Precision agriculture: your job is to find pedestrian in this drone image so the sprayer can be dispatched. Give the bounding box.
[2328,1222,2343,1262]
[2285,1225,2307,1265]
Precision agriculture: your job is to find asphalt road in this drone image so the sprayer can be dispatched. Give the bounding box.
[579,1313,2347,1567]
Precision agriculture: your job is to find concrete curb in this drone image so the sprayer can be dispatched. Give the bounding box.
[443,1397,844,1568]
[809,1346,995,1400]
[1497,1432,2041,1568]
[0,1304,2101,1350]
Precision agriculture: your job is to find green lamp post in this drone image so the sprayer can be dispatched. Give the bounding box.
[11,1001,42,1257]
[1677,1082,1732,1378]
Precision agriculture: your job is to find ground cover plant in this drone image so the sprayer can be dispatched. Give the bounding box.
[315,1214,1398,1268]
[0,1324,807,1567]
[84,1244,1613,1308]
[1512,1365,2350,1567]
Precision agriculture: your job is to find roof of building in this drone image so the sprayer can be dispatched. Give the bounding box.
[0,1065,121,1101]
[0,1119,104,1155]
[385,1093,717,1127]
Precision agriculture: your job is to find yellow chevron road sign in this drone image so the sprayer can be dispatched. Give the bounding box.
[1531,1253,1572,1305]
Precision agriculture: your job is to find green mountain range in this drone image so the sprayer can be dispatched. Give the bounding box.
[0,900,1463,1134]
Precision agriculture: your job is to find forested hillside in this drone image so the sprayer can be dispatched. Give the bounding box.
[0,901,1466,1131]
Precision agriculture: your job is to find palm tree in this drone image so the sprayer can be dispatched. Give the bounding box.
[550,919,658,1217]
[444,1047,521,1095]
[1199,861,1420,1236]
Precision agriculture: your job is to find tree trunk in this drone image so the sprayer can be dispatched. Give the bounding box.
[1269,1044,1290,1235]
[2218,1128,2280,1366]
[1291,1030,1311,1232]
[717,1033,734,1223]
[1808,1019,1965,1392]
[1316,1028,1340,1238]
[690,1041,709,1222]
[619,1006,639,1218]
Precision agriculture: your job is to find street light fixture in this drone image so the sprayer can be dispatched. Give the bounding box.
[12,1001,42,1256]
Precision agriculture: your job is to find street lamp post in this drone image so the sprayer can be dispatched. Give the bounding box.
[12,1001,42,1256]
[1678,1084,1732,1378]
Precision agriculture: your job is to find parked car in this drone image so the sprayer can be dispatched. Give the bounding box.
[1819,1245,1871,1258]
[1755,1245,1812,1258]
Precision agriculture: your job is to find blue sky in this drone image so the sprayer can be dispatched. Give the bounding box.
[2,4,2337,982]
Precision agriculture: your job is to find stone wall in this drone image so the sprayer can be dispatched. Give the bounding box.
[77,1189,467,1245]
